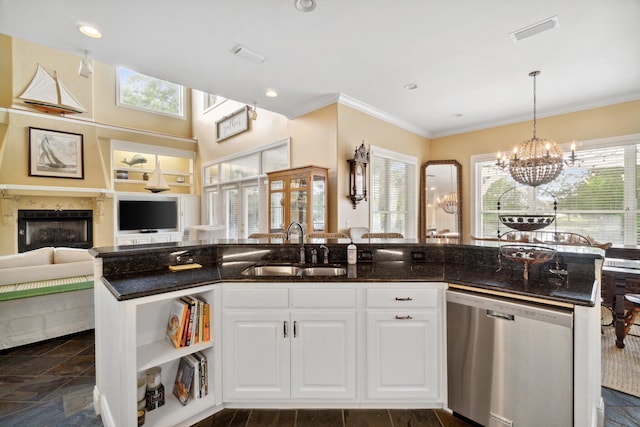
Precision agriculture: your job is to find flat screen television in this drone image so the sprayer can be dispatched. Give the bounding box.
[118,199,178,232]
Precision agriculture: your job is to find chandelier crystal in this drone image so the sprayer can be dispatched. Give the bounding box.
[440,192,458,215]
[498,71,574,187]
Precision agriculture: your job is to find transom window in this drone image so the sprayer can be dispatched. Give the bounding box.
[472,134,640,246]
[116,67,185,118]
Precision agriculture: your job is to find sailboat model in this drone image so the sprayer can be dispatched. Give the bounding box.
[144,160,171,193]
[19,64,86,114]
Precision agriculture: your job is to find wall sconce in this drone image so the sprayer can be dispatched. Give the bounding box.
[1,190,18,226]
[249,102,258,120]
[347,142,369,209]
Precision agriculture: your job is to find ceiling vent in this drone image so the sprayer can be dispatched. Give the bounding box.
[230,44,266,64]
[510,16,559,42]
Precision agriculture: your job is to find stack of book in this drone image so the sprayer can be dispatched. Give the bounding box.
[172,352,209,406]
[165,296,211,349]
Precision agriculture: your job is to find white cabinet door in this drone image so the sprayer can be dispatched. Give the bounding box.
[366,310,440,400]
[222,311,290,401]
[290,311,356,400]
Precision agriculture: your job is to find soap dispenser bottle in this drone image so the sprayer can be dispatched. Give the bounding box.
[347,240,357,265]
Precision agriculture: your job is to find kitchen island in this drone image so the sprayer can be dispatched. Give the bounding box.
[90,240,604,427]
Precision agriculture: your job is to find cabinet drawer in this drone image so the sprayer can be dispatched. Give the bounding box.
[290,288,357,308]
[366,288,439,308]
[223,288,289,308]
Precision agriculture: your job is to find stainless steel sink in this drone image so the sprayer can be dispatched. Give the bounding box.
[241,265,302,277]
[241,264,347,277]
[301,267,347,277]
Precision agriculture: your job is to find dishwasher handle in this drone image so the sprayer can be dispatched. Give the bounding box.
[486,310,515,321]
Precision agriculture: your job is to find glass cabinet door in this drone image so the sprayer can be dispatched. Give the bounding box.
[267,166,328,234]
[312,175,326,231]
[270,179,285,232]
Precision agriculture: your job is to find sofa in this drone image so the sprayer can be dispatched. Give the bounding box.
[0,247,95,350]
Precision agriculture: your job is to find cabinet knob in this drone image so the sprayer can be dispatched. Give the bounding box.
[395,297,413,301]
[395,315,413,320]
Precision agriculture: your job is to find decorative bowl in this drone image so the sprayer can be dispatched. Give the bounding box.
[499,214,555,231]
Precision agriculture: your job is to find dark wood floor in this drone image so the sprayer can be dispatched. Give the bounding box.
[191,408,474,427]
[0,330,638,426]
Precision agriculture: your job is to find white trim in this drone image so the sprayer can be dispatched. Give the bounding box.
[0,106,196,144]
[0,184,112,197]
[430,93,640,138]
[369,145,419,238]
[284,93,431,138]
[201,138,290,170]
[470,132,640,240]
[115,66,186,120]
[111,140,196,159]
[369,145,418,166]
[338,94,431,138]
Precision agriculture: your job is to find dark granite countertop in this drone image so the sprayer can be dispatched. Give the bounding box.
[97,241,601,307]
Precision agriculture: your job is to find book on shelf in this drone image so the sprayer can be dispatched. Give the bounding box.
[172,357,195,406]
[166,294,211,349]
[201,298,211,342]
[179,299,191,347]
[165,299,188,349]
[184,354,200,400]
[191,351,208,398]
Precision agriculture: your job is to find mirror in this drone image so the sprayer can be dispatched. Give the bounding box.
[421,160,462,240]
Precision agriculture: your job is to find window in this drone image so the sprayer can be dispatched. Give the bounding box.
[473,134,640,246]
[203,140,289,238]
[370,146,418,237]
[203,92,227,112]
[117,67,185,118]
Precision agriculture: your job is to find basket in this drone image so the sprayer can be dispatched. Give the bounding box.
[499,215,555,231]
[499,244,556,281]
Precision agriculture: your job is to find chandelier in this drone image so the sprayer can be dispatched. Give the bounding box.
[439,192,458,215]
[497,71,575,187]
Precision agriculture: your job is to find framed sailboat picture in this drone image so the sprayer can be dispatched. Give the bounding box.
[28,127,84,179]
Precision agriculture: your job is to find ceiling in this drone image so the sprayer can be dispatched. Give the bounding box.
[1,0,639,138]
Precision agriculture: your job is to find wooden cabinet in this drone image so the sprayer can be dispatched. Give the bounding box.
[267,166,328,233]
[365,286,444,401]
[222,284,357,402]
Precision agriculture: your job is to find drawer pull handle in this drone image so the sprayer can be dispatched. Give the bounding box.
[395,297,413,301]
[294,320,298,337]
[284,321,288,338]
[395,315,413,320]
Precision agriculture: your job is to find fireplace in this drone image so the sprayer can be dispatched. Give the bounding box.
[18,210,93,253]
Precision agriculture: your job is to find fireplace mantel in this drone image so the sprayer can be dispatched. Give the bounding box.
[1,186,112,226]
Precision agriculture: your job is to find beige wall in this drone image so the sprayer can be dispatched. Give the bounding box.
[337,104,429,234]
[193,95,431,235]
[429,100,640,239]
[0,35,197,255]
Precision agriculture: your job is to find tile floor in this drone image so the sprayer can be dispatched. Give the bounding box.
[0,330,638,427]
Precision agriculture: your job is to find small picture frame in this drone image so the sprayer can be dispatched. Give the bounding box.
[28,127,84,179]
[216,106,249,142]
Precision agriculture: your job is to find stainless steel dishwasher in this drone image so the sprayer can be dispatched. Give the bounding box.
[447,289,574,427]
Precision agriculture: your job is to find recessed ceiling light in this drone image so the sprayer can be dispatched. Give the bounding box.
[78,25,102,39]
[403,83,418,90]
[294,0,316,12]
[265,90,278,98]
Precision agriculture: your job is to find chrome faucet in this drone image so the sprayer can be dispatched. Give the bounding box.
[286,222,305,264]
[320,244,329,264]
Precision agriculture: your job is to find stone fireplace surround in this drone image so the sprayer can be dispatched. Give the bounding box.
[0,187,108,255]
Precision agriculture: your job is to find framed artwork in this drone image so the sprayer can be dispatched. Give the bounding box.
[28,127,84,179]
[216,106,249,142]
